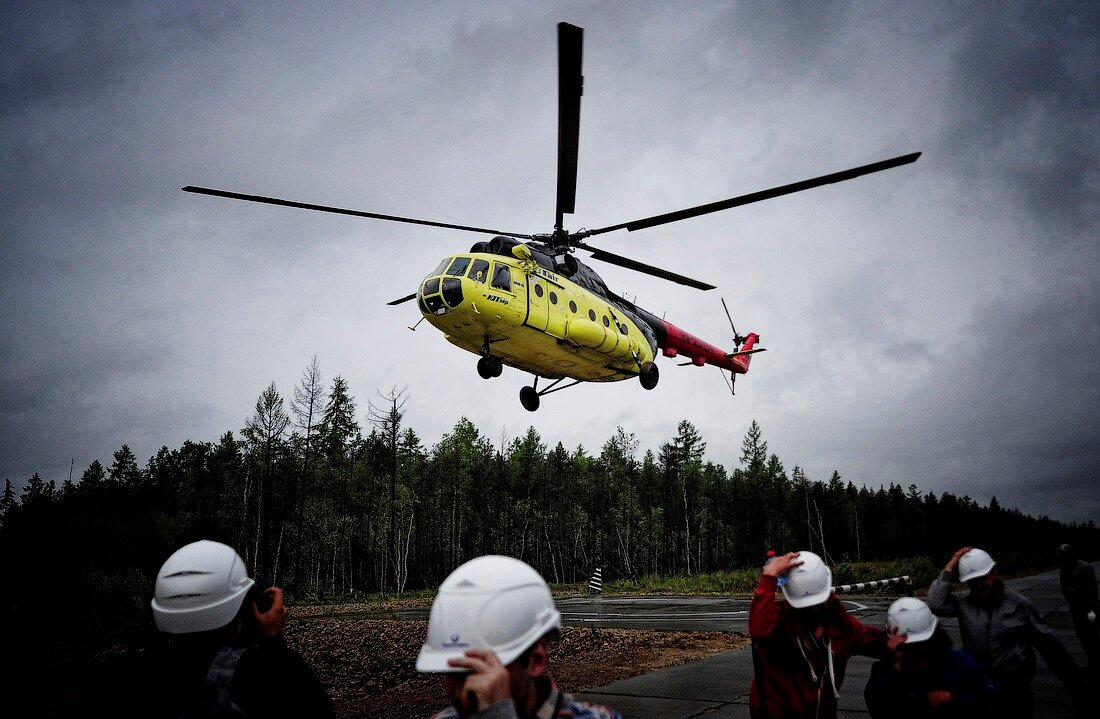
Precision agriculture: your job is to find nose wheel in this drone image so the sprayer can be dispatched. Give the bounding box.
[477,355,503,379]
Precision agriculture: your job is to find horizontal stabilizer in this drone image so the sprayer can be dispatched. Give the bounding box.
[725,347,767,359]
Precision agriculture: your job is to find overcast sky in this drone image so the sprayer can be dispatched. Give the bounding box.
[3,1,1097,526]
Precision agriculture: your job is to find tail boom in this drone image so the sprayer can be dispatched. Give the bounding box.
[659,321,761,374]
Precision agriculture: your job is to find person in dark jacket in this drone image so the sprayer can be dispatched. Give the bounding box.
[928,546,1084,719]
[143,539,335,719]
[864,597,994,718]
[1057,543,1100,674]
[749,550,891,719]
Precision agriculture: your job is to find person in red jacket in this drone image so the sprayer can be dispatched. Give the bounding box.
[749,551,896,719]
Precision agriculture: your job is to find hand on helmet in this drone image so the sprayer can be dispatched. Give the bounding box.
[945,546,973,574]
[250,586,287,638]
[446,649,512,715]
[762,552,802,579]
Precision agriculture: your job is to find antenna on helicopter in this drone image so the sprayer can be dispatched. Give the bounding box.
[719,366,736,396]
[409,317,425,331]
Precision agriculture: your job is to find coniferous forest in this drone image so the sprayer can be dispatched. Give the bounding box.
[2,358,1098,673]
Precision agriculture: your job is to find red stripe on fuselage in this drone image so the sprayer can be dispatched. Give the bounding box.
[660,321,759,374]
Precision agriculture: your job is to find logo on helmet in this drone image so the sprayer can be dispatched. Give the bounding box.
[441,634,470,649]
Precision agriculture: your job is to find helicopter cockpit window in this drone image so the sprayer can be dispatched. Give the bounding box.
[491,264,512,292]
[468,259,490,284]
[446,257,471,277]
[441,277,463,307]
[433,258,452,276]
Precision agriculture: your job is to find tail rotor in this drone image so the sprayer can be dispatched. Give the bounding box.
[721,297,746,351]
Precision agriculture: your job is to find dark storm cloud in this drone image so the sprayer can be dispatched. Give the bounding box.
[942,2,1100,234]
[1,1,1097,527]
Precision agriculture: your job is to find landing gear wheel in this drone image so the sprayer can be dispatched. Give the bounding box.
[639,361,659,390]
[519,386,541,412]
[478,355,503,379]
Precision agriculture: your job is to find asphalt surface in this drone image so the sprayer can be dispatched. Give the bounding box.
[571,564,1098,718]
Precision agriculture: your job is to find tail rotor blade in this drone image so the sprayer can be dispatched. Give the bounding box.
[721,297,743,347]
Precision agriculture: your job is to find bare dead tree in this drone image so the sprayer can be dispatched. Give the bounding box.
[367,386,408,593]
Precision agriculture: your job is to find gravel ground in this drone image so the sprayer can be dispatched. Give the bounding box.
[285,599,749,719]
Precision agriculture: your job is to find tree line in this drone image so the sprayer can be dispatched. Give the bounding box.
[2,357,1097,663]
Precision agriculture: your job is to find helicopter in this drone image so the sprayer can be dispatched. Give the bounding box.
[184,22,919,412]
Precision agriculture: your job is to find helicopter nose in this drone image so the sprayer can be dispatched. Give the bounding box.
[418,275,464,315]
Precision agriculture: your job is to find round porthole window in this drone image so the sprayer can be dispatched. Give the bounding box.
[569,300,577,313]
[534,284,544,297]
[588,309,597,321]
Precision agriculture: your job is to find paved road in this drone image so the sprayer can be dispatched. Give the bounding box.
[557,595,874,632]
[572,564,1097,718]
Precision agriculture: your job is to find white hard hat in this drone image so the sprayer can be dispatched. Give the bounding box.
[887,597,938,643]
[781,551,833,608]
[416,555,561,672]
[151,540,255,634]
[958,548,996,583]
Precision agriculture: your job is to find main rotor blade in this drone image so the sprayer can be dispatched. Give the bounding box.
[555,22,584,231]
[387,293,417,306]
[182,186,535,239]
[584,151,921,237]
[577,242,715,290]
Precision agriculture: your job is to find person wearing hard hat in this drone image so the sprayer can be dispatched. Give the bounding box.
[863,597,994,718]
[748,550,892,719]
[144,539,335,719]
[1057,543,1100,675]
[927,546,1083,719]
[417,555,622,719]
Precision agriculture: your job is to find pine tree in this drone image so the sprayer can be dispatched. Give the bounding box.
[0,478,16,524]
[243,382,291,578]
[79,460,106,487]
[109,445,143,487]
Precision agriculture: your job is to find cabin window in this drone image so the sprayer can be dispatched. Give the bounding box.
[424,277,440,295]
[534,284,544,297]
[446,257,471,276]
[619,323,628,335]
[602,315,610,328]
[588,309,596,321]
[433,258,452,276]
[549,291,558,305]
[491,264,512,292]
[468,259,490,283]
[569,300,577,313]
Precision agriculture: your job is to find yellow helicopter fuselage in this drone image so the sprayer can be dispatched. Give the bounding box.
[416,250,654,382]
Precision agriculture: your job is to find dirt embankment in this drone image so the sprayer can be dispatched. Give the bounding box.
[285,600,748,719]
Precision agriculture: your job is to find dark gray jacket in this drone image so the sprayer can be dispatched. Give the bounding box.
[927,570,1077,687]
[1059,559,1098,612]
